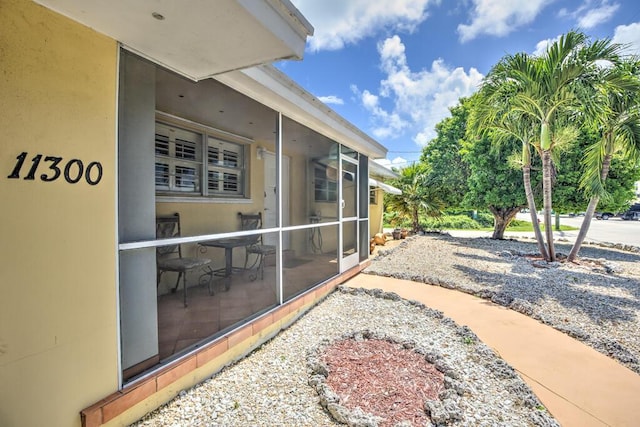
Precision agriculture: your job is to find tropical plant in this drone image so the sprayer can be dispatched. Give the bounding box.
[471,31,624,261]
[568,59,640,261]
[385,163,444,232]
[553,127,640,216]
[420,103,471,207]
[455,96,532,239]
[462,130,529,239]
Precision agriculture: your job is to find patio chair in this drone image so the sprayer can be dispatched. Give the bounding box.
[238,212,276,280]
[156,213,213,307]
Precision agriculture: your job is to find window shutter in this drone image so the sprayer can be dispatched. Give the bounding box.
[154,121,247,198]
[155,162,170,189]
[223,172,239,192]
[208,146,220,165]
[155,134,170,156]
[207,136,244,196]
[223,149,239,167]
[175,165,199,192]
[175,138,197,160]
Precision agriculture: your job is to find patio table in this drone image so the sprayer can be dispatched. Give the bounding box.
[199,237,251,290]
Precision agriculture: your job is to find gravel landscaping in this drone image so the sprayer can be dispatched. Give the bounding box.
[367,234,640,374]
[133,287,558,426]
[132,233,639,426]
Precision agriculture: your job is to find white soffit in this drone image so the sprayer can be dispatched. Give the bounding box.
[34,0,313,81]
[215,64,388,159]
[370,160,399,179]
[369,178,402,195]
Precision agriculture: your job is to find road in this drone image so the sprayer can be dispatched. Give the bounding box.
[515,213,640,246]
[448,213,639,247]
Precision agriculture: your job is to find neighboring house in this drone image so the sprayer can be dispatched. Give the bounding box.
[0,1,392,426]
[369,161,402,236]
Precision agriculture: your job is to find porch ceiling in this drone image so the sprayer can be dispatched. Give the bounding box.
[34,0,313,81]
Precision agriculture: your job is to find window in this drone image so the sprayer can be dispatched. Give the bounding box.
[155,123,202,193]
[207,137,244,196]
[314,163,337,202]
[155,121,246,197]
[369,189,377,205]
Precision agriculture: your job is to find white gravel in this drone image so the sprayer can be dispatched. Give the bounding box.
[132,233,639,426]
[367,234,640,374]
[133,285,558,426]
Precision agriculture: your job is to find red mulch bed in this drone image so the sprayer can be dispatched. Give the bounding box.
[322,339,445,426]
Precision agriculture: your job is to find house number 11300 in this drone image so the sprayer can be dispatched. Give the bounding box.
[7,152,103,185]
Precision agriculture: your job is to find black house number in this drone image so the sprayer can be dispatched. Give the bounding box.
[7,152,103,185]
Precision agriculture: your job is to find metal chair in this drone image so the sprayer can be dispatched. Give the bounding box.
[238,212,276,280]
[156,213,213,307]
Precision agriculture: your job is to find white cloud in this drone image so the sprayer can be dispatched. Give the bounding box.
[576,1,619,29]
[357,87,410,139]
[533,35,561,56]
[612,22,640,56]
[457,0,553,42]
[317,95,344,105]
[289,0,436,51]
[558,1,620,29]
[358,35,483,147]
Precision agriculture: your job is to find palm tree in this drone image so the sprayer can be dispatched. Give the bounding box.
[471,31,623,261]
[568,60,640,261]
[469,99,549,259]
[385,164,443,232]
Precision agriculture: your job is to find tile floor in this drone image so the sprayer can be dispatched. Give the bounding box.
[157,254,338,361]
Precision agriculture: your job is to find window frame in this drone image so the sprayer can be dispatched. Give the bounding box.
[154,113,250,200]
[369,188,377,205]
[313,162,338,203]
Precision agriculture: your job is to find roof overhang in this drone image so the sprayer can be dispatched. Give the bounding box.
[369,160,399,179]
[369,178,402,195]
[215,64,388,159]
[34,0,314,81]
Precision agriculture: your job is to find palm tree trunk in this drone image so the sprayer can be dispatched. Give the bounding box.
[567,154,612,261]
[412,208,420,233]
[567,196,600,261]
[523,164,549,260]
[542,149,555,261]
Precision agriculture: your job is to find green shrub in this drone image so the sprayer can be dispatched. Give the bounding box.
[474,212,494,227]
[420,214,481,230]
[383,211,410,229]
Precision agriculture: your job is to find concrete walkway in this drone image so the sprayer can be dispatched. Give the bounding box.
[346,274,640,427]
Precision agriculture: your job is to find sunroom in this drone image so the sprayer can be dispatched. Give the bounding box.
[118,51,387,382]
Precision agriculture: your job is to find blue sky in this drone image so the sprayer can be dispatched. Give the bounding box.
[276,0,640,168]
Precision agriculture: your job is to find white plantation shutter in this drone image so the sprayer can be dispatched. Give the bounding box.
[207,137,244,196]
[154,123,202,194]
[154,121,246,197]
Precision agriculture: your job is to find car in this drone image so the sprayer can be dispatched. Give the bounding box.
[595,212,615,220]
[621,211,640,221]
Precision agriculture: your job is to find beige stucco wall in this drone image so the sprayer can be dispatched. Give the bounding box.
[370,189,385,235]
[0,1,118,426]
